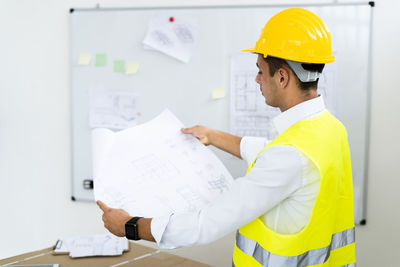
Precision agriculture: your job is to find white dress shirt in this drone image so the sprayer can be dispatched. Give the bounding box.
[151,97,326,249]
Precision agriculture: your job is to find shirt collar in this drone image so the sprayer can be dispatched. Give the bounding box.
[272,96,326,135]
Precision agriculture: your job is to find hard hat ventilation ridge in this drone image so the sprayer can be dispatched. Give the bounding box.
[285,60,323,83]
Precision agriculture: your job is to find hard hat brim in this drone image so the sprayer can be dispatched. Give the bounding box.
[241,47,268,58]
[242,47,335,63]
[242,47,259,54]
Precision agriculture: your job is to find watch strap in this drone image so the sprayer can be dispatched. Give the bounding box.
[125,216,143,240]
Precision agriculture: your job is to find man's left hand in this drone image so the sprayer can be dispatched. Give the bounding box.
[97,200,132,237]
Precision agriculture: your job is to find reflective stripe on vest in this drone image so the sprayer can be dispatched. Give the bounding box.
[235,227,355,267]
[233,261,356,267]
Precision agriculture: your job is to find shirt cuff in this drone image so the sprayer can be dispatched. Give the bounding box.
[151,213,173,247]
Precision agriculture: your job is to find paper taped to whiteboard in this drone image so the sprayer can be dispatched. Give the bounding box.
[89,90,138,130]
[143,13,200,63]
[230,52,281,138]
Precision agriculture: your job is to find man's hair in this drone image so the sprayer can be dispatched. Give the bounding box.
[264,56,325,91]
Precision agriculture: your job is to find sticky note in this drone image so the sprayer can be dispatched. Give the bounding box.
[114,60,125,73]
[78,53,91,65]
[212,87,226,99]
[96,54,107,66]
[125,63,140,75]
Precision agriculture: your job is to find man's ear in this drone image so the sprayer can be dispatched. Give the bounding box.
[277,67,290,88]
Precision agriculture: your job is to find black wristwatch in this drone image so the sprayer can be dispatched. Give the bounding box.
[125,216,143,240]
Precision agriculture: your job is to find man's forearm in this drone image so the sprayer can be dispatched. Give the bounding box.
[209,130,242,158]
[137,218,156,242]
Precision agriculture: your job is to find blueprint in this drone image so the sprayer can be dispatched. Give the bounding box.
[89,90,139,130]
[230,53,281,139]
[92,109,233,217]
[230,52,337,138]
[317,55,338,115]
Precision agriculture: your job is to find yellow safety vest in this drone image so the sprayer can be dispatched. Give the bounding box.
[232,111,356,267]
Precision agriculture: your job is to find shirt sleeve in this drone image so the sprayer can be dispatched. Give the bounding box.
[240,136,270,164]
[151,145,303,249]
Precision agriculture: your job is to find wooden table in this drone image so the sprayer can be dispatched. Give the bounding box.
[0,242,211,267]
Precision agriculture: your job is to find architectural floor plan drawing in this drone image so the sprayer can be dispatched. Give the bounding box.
[230,52,337,139]
[230,53,281,139]
[92,109,234,218]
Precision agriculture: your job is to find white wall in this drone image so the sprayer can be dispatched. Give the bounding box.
[356,0,400,266]
[0,0,399,266]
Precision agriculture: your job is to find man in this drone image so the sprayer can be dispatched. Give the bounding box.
[98,8,355,266]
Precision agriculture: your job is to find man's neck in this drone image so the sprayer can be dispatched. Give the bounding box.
[279,90,319,112]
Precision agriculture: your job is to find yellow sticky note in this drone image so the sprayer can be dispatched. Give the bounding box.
[125,63,140,75]
[78,53,91,65]
[212,87,226,99]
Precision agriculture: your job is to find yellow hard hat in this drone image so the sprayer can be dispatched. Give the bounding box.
[243,8,335,63]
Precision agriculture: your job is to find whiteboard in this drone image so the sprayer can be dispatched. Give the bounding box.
[70,3,373,224]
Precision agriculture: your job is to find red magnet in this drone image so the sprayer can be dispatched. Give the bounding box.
[169,17,174,22]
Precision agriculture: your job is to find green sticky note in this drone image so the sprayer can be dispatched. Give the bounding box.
[96,54,107,66]
[114,60,125,73]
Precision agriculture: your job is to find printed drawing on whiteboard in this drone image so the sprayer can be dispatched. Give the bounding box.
[143,13,200,63]
[89,90,139,130]
[230,53,338,138]
[317,58,337,115]
[92,109,233,218]
[230,53,281,139]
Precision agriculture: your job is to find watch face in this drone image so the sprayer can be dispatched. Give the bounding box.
[126,218,140,240]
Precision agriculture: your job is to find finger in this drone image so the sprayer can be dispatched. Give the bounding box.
[181,127,192,134]
[97,200,109,212]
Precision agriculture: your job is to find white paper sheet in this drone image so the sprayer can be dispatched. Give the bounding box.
[89,90,139,130]
[54,234,128,258]
[143,13,200,63]
[92,109,233,218]
[230,53,281,139]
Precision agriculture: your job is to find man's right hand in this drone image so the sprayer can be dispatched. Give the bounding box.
[182,125,242,158]
[181,126,212,146]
